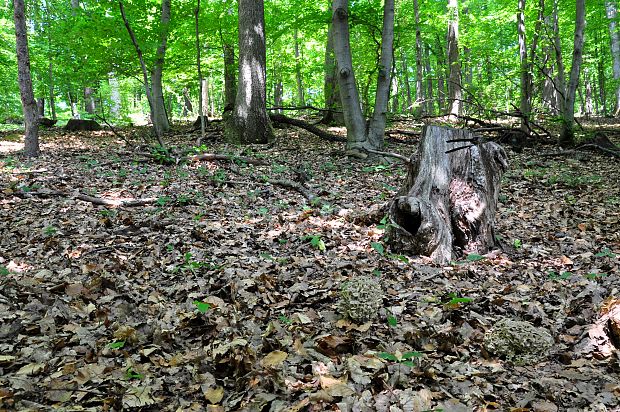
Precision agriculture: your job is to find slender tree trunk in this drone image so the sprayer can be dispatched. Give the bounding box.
[109,74,121,118]
[151,0,171,135]
[119,0,165,146]
[447,0,462,117]
[294,28,305,107]
[195,0,205,141]
[560,0,585,147]
[606,1,620,115]
[225,0,273,144]
[367,0,395,150]
[182,87,193,116]
[424,45,434,114]
[36,98,45,117]
[552,0,567,114]
[517,0,530,133]
[48,62,56,120]
[14,0,39,157]
[596,37,608,115]
[84,87,95,114]
[332,0,369,154]
[436,37,446,112]
[401,51,413,114]
[414,0,425,115]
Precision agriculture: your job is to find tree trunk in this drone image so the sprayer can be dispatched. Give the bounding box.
[401,51,413,114]
[36,98,45,117]
[68,91,79,118]
[182,87,193,116]
[151,0,171,136]
[367,0,394,150]
[109,74,121,118]
[424,45,434,114]
[14,0,39,157]
[386,126,507,264]
[294,28,305,107]
[332,0,378,155]
[222,41,236,114]
[517,0,530,134]
[195,0,206,140]
[560,0,585,147]
[447,0,462,117]
[48,61,56,120]
[552,0,567,115]
[414,0,425,115]
[321,19,344,125]
[84,87,95,114]
[606,1,620,116]
[225,0,273,144]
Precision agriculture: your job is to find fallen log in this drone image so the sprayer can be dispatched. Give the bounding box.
[268,113,346,142]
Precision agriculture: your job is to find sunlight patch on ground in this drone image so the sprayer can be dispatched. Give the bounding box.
[0,140,23,153]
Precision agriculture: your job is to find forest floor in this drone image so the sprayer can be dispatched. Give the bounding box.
[0,119,619,412]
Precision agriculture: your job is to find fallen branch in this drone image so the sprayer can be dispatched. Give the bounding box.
[187,153,269,165]
[267,179,330,209]
[364,148,413,164]
[13,189,159,207]
[269,113,346,142]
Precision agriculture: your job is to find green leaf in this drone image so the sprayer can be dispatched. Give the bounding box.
[387,314,397,327]
[401,351,422,360]
[595,248,616,258]
[371,242,385,256]
[0,265,9,276]
[466,253,484,262]
[193,300,211,314]
[377,352,398,362]
[108,341,126,349]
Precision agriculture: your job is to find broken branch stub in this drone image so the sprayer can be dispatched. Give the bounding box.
[386,125,508,264]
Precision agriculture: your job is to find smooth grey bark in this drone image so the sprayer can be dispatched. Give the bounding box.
[552,0,566,113]
[332,0,368,153]
[294,28,305,107]
[367,0,395,150]
[201,78,209,117]
[36,98,45,117]
[222,40,236,114]
[225,0,273,144]
[151,0,171,135]
[606,1,620,115]
[386,126,507,264]
[413,0,425,115]
[14,0,39,157]
[424,45,434,114]
[109,74,121,118]
[195,0,205,141]
[447,0,462,117]
[182,87,193,116]
[48,62,56,120]
[560,0,585,147]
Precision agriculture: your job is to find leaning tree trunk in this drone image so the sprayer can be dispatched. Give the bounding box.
[606,1,620,116]
[151,0,171,136]
[386,126,508,264]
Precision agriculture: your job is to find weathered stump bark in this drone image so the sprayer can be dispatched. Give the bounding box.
[64,119,101,131]
[386,125,508,264]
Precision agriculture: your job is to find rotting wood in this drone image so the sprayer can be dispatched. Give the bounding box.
[386,125,507,264]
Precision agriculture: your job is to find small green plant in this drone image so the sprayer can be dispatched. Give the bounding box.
[362,164,390,173]
[371,242,385,256]
[586,272,608,280]
[125,367,144,380]
[212,169,227,183]
[192,300,211,314]
[387,314,398,327]
[272,164,287,174]
[151,145,173,164]
[108,340,126,349]
[181,252,206,274]
[257,207,269,215]
[156,196,172,207]
[99,209,115,218]
[443,292,473,306]
[595,248,616,258]
[0,265,10,276]
[513,239,522,249]
[278,315,292,325]
[192,144,209,154]
[166,244,174,252]
[548,271,572,280]
[377,351,422,367]
[43,225,57,236]
[176,193,193,205]
[305,234,326,251]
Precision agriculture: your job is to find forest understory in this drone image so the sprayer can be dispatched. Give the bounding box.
[0,119,619,411]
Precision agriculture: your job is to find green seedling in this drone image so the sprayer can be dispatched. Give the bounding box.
[444,293,473,306]
[278,315,292,325]
[548,271,572,280]
[305,235,326,252]
[387,314,398,327]
[586,272,608,280]
[371,242,385,256]
[0,265,10,276]
[43,226,57,236]
[192,300,211,314]
[595,248,616,258]
[377,351,422,367]
[513,239,522,249]
[125,367,144,380]
[156,196,171,207]
[108,341,126,349]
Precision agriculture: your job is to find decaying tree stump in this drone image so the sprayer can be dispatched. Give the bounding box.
[64,119,101,131]
[386,125,508,264]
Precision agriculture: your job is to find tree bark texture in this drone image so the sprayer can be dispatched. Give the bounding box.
[222,41,236,113]
[226,0,273,144]
[332,0,369,154]
[386,126,508,264]
[294,28,305,107]
[195,0,206,140]
[14,0,39,157]
[447,0,462,117]
[321,20,344,125]
[151,0,171,136]
[84,87,95,114]
[367,0,394,151]
[606,1,620,115]
[560,0,585,147]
